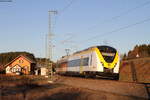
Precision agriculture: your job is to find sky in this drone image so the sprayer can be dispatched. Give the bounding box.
[0,0,150,61]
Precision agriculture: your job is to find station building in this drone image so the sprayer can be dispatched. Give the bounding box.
[5,55,36,75]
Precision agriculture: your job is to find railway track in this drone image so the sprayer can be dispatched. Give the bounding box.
[53,75,149,100]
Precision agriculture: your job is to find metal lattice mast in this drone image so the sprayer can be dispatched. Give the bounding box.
[46,10,57,78]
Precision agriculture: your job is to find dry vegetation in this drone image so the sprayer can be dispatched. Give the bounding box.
[120,57,150,83]
[0,75,105,100]
[0,75,52,100]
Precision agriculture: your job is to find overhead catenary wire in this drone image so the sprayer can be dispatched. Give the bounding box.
[79,17,150,44]
[54,0,78,54]
[85,0,150,31]
[52,0,77,36]
[61,35,75,44]
[59,0,77,14]
[57,0,150,47]
[55,0,150,56]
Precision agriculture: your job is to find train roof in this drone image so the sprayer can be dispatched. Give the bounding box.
[73,45,116,55]
[58,45,117,61]
[73,46,96,55]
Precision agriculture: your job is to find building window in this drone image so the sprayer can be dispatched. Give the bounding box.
[19,60,24,63]
[12,68,16,72]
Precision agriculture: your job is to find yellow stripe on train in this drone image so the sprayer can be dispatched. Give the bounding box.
[94,48,119,69]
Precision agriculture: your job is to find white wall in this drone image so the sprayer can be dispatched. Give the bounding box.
[41,67,48,76]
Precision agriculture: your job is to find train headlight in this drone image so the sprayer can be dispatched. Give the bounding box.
[114,63,117,67]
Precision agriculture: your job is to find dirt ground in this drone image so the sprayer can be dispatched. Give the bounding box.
[1,82,148,100]
[54,75,149,100]
[0,75,149,100]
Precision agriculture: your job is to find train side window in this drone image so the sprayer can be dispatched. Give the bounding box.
[68,58,89,67]
[82,57,89,66]
[68,59,80,67]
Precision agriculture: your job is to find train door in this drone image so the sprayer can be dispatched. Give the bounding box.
[79,56,83,74]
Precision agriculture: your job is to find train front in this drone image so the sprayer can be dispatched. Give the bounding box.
[97,46,120,79]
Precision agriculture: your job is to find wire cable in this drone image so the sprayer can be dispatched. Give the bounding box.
[58,0,150,46]
[86,0,150,31]
[59,0,77,14]
[80,17,150,44]
[52,0,77,35]
[56,0,150,52]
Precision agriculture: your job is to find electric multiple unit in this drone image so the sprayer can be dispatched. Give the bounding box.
[57,45,120,79]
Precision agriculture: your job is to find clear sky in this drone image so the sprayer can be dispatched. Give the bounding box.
[0,0,150,61]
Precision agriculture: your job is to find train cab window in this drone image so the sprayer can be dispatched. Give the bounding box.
[98,46,116,53]
[98,46,116,63]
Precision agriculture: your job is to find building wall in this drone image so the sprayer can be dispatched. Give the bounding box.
[6,56,32,75]
[41,67,48,76]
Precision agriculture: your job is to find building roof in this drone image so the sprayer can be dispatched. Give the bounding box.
[5,55,36,67]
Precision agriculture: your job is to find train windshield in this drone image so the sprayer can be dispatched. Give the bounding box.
[98,46,116,63]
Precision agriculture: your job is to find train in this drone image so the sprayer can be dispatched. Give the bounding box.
[56,45,120,80]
